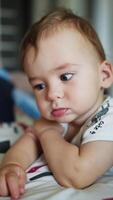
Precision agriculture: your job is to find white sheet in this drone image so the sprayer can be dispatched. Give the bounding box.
[0,153,113,200]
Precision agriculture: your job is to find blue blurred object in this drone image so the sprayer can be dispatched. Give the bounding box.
[0,68,40,121]
[12,89,40,119]
[0,68,11,81]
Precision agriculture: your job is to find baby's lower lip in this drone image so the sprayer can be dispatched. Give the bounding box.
[51,108,68,117]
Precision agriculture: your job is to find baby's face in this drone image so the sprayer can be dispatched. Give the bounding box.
[24,28,109,125]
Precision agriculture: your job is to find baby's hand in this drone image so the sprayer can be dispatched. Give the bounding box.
[34,117,64,139]
[0,163,26,199]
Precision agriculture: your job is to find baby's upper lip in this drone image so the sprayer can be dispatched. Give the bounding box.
[52,107,66,111]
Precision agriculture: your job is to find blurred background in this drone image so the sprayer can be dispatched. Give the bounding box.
[0,0,113,68]
[0,0,113,114]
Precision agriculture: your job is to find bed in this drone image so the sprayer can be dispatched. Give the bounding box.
[0,123,113,200]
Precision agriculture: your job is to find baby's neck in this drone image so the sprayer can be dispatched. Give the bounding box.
[73,94,105,126]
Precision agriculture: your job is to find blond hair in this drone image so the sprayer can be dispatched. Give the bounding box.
[21,8,106,66]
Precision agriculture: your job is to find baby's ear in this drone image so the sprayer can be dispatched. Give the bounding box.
[100,60,113,88]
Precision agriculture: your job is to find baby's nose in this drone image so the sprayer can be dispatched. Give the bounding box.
[47,86,64,101]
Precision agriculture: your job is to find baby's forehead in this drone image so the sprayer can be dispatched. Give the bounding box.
[38,29,96,55]
[25,28,99,65]
[37,28,86,47]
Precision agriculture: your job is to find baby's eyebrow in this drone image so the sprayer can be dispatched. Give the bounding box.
[28,76,40,83]
[55,63,79,71]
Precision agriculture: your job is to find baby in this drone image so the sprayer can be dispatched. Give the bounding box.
[0,8,113,199]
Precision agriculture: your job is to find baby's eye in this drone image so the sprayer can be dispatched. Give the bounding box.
[60,73,73,81]
[34,83,46,91]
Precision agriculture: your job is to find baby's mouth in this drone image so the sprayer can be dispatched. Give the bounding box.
[51,108,69,117]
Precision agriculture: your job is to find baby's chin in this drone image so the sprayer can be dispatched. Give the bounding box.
[48,115,77,124]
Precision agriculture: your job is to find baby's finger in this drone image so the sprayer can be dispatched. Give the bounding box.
[0,175,9,196]
[6,172,20,199]
[19,171,26,194]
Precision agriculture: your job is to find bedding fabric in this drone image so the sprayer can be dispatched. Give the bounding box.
[0,120,113,200]
[0,153,113,200]
[0,161,113,200]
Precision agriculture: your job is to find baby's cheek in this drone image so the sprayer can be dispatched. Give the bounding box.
[39,104,47,115]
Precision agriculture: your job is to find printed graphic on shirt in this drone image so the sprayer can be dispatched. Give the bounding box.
[87,99,110,135]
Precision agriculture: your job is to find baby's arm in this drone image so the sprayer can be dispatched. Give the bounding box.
[0,129,42,199]
[34,120,113,189]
